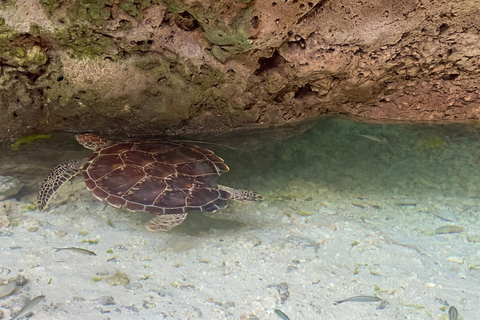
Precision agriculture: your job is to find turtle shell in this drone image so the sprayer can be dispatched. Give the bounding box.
[81,141,231,215]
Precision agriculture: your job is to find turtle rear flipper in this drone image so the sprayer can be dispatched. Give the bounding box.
[145,213,187,232]
[218,185,262,201]
[37,159,83,211]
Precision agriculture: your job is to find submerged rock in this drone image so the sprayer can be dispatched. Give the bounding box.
[0,176,23,201]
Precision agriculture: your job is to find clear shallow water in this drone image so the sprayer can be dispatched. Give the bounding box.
[220,118,480,199]
[2,117,480,199]
[0,117,479,319]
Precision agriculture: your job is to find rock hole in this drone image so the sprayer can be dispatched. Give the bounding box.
[251,16,259,29]
[438,23,449,34]
[57,76,64,82]
[442,73,459,80]
[174,11,199,31]
[12,112,18,118]
[294,84,317,99]
[254,51,286,75]
[272,2,277,6]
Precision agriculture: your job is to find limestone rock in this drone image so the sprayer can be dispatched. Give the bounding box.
[1,1,480,140]
[0,176,23,201]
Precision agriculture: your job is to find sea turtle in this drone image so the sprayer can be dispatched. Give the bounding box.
[37,134,261,231]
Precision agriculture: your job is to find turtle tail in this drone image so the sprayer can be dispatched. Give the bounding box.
[218,185,262,202]
[37,159,82,211]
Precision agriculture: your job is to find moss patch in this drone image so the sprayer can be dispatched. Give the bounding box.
[119,0,161,20]
[0,25,48,68]
[64,0,161,25]
[66,0,114,26]
[163,1,254,61]
[41,0,66,16]
[57,25,118,58]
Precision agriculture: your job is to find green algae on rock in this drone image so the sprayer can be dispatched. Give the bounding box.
[57,25,118,59]
[11,134,51,151]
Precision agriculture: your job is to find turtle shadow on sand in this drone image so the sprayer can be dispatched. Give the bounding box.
[136,210,248,237]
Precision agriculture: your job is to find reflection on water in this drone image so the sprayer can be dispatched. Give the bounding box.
[0,117,479,319]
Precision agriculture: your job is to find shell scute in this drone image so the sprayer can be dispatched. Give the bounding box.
[123,177,167,205]
[176,160,219,176]
[187,188,220,207]
[96,166,145,195]
[134,141,179,153]
[168,174,195,190]
[145,206,165,215]
[122,150,156,166]
[154,190,187,208]
[100,143,135,155]
[153,147,205,164]
[201,200,228,212]
[84,178,96,190]
[144,162,175,178]
[106,194,127,208]
[86,154,124,180]
[164,207,187,214]
[125,202,145,211]
[91,187,109,200]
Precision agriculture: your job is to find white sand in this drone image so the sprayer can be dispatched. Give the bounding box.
[1,184,478,319]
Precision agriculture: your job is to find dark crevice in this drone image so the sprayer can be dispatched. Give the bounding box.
[294,84,318,99]
[254,51,286,76]
[438,23,449,34]
[251,16,259,29]
[442,73,459,80]
[173,11,199,31]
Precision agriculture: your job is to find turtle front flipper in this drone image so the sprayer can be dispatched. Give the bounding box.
[37,159,83,211]
[145,213,187,232]
[218,185,262,201]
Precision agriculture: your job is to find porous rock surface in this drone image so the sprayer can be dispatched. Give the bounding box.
[1,0,479,140]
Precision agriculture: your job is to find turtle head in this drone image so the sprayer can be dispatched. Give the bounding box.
[75,134,111,151]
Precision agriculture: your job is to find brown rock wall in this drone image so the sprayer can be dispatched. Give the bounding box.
[1,0,480,140]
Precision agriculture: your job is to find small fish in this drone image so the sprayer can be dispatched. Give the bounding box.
[12,295,46,320]
[274,309,291,320]
[334,295,383,305]
[55,247,96,256]
[448,306,458,320]
[358,134,387,144]
[0,281,16,298]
